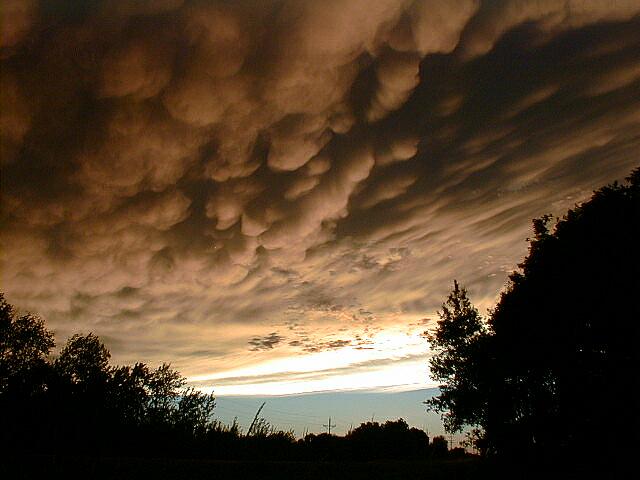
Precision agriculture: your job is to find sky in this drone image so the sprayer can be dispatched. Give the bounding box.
[214,388,450,439]
[1,0,640,415]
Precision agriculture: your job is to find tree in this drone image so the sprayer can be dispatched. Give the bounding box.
[425,281,489,434]
[0,294,224,457]
[0,293,54,394]
[426,167,640,463]
[173,387,216,434]
[346,418,429,460]
[430,435,448,458]
[145,362,185,423]
[55,333,111,389]
[0,295,57,452]
[108,362,151,425]
[487,167,640,461]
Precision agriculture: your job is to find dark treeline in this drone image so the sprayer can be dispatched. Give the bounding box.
[426,167,639,468]
[1,296,453,462]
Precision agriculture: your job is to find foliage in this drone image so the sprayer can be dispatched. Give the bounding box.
[426,167,640,463]
[424,281,489,433]
[108,362,151,425]
[0,293,54,394]
[55,333,111,387]
[174,387,217,434]
[487,167,639,461]
[430,436,449,458]
[0,297,218,455]
[345,419,430,460]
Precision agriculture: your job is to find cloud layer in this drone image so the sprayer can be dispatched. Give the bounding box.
[2,0,639,392]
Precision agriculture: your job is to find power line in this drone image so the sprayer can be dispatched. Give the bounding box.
[264,407,326,419]
[218,399,327,420]
[323,416,336,435]
[216,399,264,412]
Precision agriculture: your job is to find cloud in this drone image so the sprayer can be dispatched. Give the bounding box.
[0,70,31,165]
[302,339,353,353]
[99,33,174,100]
[0,0,38,51]
[248,332,285,352]
[1,1,639,393]
[458,0,640,58]
[192,353,427,390]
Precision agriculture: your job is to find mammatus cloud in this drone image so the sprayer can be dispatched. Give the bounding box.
[2,1,639,393]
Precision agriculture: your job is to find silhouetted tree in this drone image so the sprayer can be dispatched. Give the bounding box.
[108,362,151,425]
[346,418,429,460]
[487,167,640,461]
[430,435,448,458]
[145,362,185,423]
[0,294,54,394]
[426,167,640,464]
[0,295,56,451]
[173,387,216,434]
[0,295,221,456]
[55,333,111,388]
[425,281,490,434]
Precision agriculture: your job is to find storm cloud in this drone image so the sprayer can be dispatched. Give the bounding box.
[2,0,639,390]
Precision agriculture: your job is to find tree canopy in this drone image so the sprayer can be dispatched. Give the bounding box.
[427,167,640,463]
[0,294,54,394]
[0,294,217,456]
[424,281,489,433]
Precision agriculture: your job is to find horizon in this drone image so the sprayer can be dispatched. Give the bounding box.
[213,388,450,439]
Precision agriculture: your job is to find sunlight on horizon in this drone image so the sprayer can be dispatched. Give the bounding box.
[190,324,437,396]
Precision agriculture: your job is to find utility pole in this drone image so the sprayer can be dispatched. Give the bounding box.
[323,416,336,435]
[247,402,266,436]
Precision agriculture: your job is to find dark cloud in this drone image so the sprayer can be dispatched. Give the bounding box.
[248,332,284,351]
[302,339,352,353]
[1,1,639,389]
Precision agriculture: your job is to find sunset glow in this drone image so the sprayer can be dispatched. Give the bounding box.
[191,324,435,395]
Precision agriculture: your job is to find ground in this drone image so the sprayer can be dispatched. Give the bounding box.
[1,456,625,480]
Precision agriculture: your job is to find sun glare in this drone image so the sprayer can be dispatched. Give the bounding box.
[190,325,435,396]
